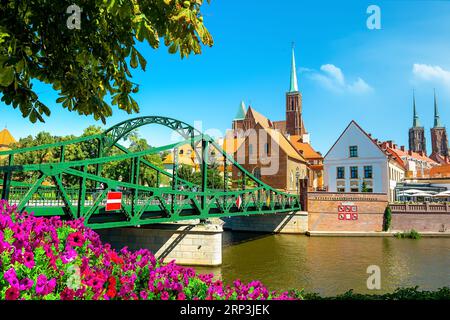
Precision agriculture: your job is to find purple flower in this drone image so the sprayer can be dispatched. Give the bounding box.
[19,278,34,291]
[4,268,19,288]
[35,274,56,296]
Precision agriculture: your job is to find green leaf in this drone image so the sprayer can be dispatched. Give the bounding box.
[130,49,138,69]
[0,67,14,86]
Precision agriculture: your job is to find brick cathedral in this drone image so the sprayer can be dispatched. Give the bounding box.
[409,90,449,164]
[230,46,324,191]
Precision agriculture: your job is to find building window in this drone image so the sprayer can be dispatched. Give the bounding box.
[350,166,358,179]
[337,187,345,192]
[350,187,359,193]
[249,144,253,155]
[364,166,373,179]
[253,167,261,180]
[349,146,358,158]
[264,143,269,155]
[337,167,345,179]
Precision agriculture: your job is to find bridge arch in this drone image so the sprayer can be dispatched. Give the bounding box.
[101,116,203,151]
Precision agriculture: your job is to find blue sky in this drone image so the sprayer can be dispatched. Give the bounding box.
[2,0,450,155]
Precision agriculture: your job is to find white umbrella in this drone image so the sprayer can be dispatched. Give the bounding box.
[411,192,434,197]
[434,192,450,197]
[403,189,424,194]
[396,192,410,197]
[408,190,437,195]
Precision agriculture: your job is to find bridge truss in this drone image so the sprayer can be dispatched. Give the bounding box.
[0,116,301,229]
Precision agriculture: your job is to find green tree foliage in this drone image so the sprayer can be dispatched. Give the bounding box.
[177,162,223,189]
[0,0,213,123]
[6,127,165,187]
[102,131,165,186]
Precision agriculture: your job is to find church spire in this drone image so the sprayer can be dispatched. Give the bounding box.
[434,89,442,128]
[412,90,421,127]
[289,43,299,92]
[234,100,246,120]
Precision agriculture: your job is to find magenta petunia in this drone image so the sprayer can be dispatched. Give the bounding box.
[0,200,297,301]
[23,251,35,269]
[67,231,85,247]
[5,287,20,300]
[19,278,34,291]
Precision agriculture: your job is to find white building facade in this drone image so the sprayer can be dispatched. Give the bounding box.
[324,121,405,202]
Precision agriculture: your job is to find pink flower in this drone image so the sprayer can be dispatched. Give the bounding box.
[67,231,85,247]
[23,251,35,269]
[140,290,148,300]
[60,288,75,300]
[177,292,186,300]
[160,291,169,300]
[5,287,20,300]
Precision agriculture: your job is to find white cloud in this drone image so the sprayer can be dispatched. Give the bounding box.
[306,64,373,94]
[412,63,450,88]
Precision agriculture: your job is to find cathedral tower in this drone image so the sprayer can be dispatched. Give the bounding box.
[430,90,449,162]
[408,91,427,153]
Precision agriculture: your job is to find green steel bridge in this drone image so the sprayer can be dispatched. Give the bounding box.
[0,116,301,229]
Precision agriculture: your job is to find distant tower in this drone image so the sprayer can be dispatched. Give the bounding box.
[430,90,449,161]
[232,100,246,135]
[285,44,306,138]
[408,90,426,153]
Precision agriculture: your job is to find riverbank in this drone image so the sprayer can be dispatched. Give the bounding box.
[306,231,450,237]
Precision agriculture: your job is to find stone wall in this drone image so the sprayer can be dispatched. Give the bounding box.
[308,192,388,232]
[97,222,223,266]
[222,211,308,234]
[391,213,450,232]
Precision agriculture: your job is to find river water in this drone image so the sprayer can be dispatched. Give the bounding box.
[196,232,450,296]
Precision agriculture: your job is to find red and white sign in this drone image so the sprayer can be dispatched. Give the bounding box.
[236,196,242,209]
[106,192,122,211]
[338,203,358,220]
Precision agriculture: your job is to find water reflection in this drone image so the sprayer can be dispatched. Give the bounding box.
[196,232,450,296]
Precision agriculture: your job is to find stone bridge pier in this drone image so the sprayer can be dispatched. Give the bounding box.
[97,219,224,266]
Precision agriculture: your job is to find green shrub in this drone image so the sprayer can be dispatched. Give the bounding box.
[302,286,450,300]
[395,229,421,239]
[383,206,392,231]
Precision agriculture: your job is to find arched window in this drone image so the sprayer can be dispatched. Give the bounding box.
[249,144,253,155]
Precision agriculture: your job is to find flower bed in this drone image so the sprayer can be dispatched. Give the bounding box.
[0,200,296,300]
